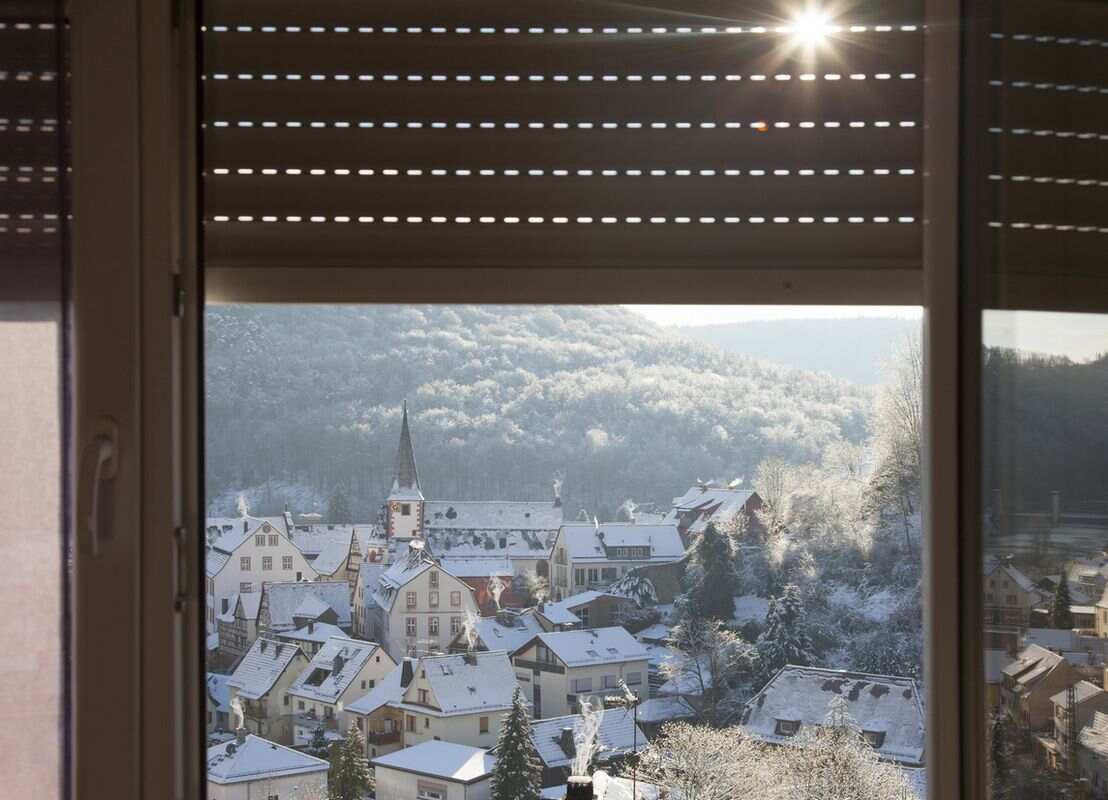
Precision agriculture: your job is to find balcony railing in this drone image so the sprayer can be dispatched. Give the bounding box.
[366,730,401,745]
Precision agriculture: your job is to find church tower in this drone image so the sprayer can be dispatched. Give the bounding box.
[386,400,424,542]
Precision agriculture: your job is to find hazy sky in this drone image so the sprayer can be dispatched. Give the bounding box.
[626,306,1108,362]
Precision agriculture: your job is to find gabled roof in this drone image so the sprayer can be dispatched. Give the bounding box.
[261,581,351,632]
[207,734,329,785]
[287,636,385,704]
[540,591,629,626]
[437,555,514,579]
[207,672,232,714]
[636,696,697,724]
[311,535,353,577]
[1003,644,1067,691]
[529,708,646,768]
[1050,680,1105,707]
[667,485,758,533]
[1080,711,1108,758]
[558,523,685,564]
[226,638,304,700]
[371,543,439,610]
[345,659,411,716]
[278,622,346,646]
[474,609,547,655]
[741,666,925,766]
[982,555,1039,594]
[399,651,518,716]
[357,562,387,610]
[424,500,562,532]
[525,627,649,668]
[235,592,261,621]
[372,741,495,784]
[209,516,289,556]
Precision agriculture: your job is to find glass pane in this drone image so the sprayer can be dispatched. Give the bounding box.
[205,305,926,799]
[984,311,1108,799]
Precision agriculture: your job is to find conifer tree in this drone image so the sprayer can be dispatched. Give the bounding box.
[755,584,814,688]
[688,522,738,621]
[1052,578,1074,629]
[328,722,372,800]
[490,688,542,800]
[306,725,329,758]
[328,488,352,525]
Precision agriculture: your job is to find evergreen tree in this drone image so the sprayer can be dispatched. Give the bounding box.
[1052,578,1074,628]
[688,522,738,621]
[328,488,352,525]
[490,688,542,800]
[755,584,814,687]
[329,722,372,800]
[306,726,329,758]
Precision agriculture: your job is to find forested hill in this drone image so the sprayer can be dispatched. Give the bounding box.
[205,305,872,520]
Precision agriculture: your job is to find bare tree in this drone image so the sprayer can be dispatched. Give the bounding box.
[664,616,756,726]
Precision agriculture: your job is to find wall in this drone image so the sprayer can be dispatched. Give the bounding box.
[206,769,328,800]
[382,566,479,659]
[375,768,490,800]
[209,531,317,634]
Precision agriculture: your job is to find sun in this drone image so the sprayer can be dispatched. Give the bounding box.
[790,10,833,45]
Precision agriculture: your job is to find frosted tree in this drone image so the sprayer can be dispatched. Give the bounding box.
[665,616,756,725]
[755,584,814,687]
[327,488,352,525]
[490,688,542,800]
[1052,578,1074,629]
[328,722,372,800]
[608,571,657,608]
[634,723,750,800]
[687,522,737,621]
[306,725,329,758]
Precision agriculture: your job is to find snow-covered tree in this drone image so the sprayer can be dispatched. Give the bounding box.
[665,616,756,726]
[490,688,542,800]
[328,722,372,800]
[756,584,814,687]
[1052,578,1074,629]
[608,571,657,608]
[305,726,329,758]
[634,723,750,800]
[327,488,352,525]
[687,522,737,621]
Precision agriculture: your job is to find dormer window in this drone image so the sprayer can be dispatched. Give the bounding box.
[863,730,886,749]
[775,719,801,737]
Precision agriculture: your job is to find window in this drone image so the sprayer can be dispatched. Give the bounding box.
[298,701,305,711]
[268,534,278,546]
[450,591,461,607]
[267,794,279,800]
[407,591,417,609]
[775,720,801,737]
[419,689,429,704]
[261,556,272,571]
[240,556,251,571]
[417,787,446,800]
[587,568,599,583]
[429,572,438,589]
[603,674,619,689]
[626,671,642,686]
[601,567,617,581]
[239,582,252,594]
[221,599,229,614]
[862,730,886,749]
[450,617,461,635]
[428,617,439,636]
[572,677,593,693]
[255,534,265,546]
[407,715,416,733]
[429,591,439,608]
[282,556,293,570]
[401,504,411,516]
[479,716,489,734]
[424,717,430,729]
[578,608,590,627]
[575,569,586,586]
[406,618,417,637]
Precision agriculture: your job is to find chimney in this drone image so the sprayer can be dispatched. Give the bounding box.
[553,480,563,509]
[333,653,345,674]
[235,726,247,745]
[496,609,513,627]
[308,620,314,634]
[243,519,249,533]
[559,727,576,758]
[401,659,414,688]
[565,776,594,800]
[464,651,478,666]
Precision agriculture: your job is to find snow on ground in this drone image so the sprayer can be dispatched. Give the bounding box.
[732,594,770,625]
[827,584,900,622]
[208,481,327,518]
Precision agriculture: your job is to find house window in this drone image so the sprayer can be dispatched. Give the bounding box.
[429,591,439,608]
[268,534,278,546]
[572,677,593,693]
[579,608,590,627]
[425,717,430,729]
[298,700,305,711]
[240,556,251,571]
[282,556,293,570]
[775,720,801,737]
[255,534,265,546]
[419,689,429,704]
[406,715,416,732]
[361,680,367,690]
[863,730,886,749]
[401,504,411,516]
[221,598,229,614]
[429,572,439,588]
[587,568,599,583]
[603,674,619,689]
[1007,595,1017,604]
[239,582,252,593]
[480,716,489,734]
[262,556,272,571]
[417,787,446,800]
[429,617,440,636]
[450,617,461,635]
[626,671,642,686]
[267,794,279,800]
[406,618,417,637]
[407,591,418,609]
[450,591,461,607]
[601,567,617,581]
[283,695,289,706]
[575,569,586,586]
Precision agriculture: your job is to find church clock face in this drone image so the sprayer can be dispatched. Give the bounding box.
[389,501,402,513]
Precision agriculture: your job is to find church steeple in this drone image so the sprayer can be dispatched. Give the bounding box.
[392,400,421,492]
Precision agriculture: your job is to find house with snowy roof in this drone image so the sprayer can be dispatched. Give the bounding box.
[984,554,1048,631]
[448,608,549,657]
[537,591,635,630]
[1078,711,1108,794]
[276,621,347,658]
[549,522,685,600]
[286,635,396,747]
[1001,643,1083,730]
[216,591,261,667]
[513,627,650,719]
[256,580,352,638]
[353,561,387,640]
[664,482,763,543]
[1036,680,1108,772]
[436,554,521,613]
[526,707,647,787]
[207,672,232,734]
[225,637,310,744]
[741,666,925,767]
[372,740,496,800]
[364,540,480,660]
[205,516,317,636]
[207,730,329,800]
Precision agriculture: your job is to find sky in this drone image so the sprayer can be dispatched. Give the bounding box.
[625,306,1108,362]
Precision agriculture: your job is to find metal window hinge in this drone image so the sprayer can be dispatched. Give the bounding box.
[172,273,185,319]
[173,526,188,612]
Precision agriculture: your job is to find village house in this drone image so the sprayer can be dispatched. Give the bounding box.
[257,579,352,638]
[340,658,413,759]
[1079,712,1108,797]
[635,695,698,738]
[549,522,685,600]
[372,740,496,800]
[437,554,519,613]
[275,620,346,658]
[449,608,549,656]
[205,516,317,635]
[286,635,396,747]
[513,627,650,719]
[984,555,1048,633]
[207,673,232,734]
[740,666,926,768]
[537,591,635,630]
[527,708,647,788]
[1001,643,1084,731]
[365,541,480,660]
[215,591,261,668]
[664,482,763,543]
[225,637,310,744]
[354,561,387,640]
[207,729,329,800]
[1036,680,1108,772]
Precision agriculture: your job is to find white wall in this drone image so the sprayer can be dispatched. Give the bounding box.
[375,767,490,800]
[207,770,328,800]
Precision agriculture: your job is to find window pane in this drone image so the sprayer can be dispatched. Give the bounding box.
[205,304,925,797]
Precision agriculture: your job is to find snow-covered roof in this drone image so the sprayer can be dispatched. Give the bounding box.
[398,651,517,715]
[667,485,758,533]
[636,696,697,724]
[982,555,1040,595]
[345,659,411,716]
[547,590,627,614]
[437,555,514,579]
[357,562,387,610]
[1080,711,1108,759]
[209,516,289,556]
[527,627,650,668]
[592,769,665,800]
[634,623,673,644]
[288,524,354,556]
[741,666,925,766]
[310,536,353,577]
[425,500,562,532]
[372,740,496,784]
[226,638,304,700]
[559,523,685,564]
[287,636,385,704]
[261,581,352,632]
[1003,644,1067,691]
[278,622,346,646]
[427,528,558,563]
[474,609,547,655]
[371,542,437,610]
[207,734,329,785]
[207,673,232,714]
[1023,628,1080,651]
[206,549,231,578]
[530,708,646,768]
[1051,680,1105,707]
[984,649,1014,684]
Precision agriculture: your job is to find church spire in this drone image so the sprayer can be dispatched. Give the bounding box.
[392,400,420,492]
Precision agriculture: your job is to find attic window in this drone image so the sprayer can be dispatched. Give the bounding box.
[586,649,601,658]
[775,719,801,736]
[862,730,886,749]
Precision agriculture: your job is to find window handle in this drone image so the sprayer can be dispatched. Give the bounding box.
[80,419,118,556]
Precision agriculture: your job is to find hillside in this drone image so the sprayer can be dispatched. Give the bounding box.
[205,305,873,519]
[675,317,920,385]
